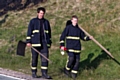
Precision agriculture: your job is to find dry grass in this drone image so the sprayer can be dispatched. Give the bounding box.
[0,0,120,80]
[0,39,8,48]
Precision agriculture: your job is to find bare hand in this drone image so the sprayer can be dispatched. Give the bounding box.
[27,43,31,47]
[89,36,93,40]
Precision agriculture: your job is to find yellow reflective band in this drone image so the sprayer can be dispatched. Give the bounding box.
[44,30,49,33]
[65,57,70,70]
[41,66,48,69]
[32,30,39,33]
[66,67,70,70]
[31,67,37,70]
[71,70,78,73]
[32,44,41,47]
[60,40,64,43]
[26,36,31,39]
[66,36,80,40]
[68,49,81,53]
[84,36,87,40]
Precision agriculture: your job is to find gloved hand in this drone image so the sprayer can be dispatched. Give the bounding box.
[60,46,67,55]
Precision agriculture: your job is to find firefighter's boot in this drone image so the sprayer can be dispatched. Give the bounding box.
[64,68,70,77]
[71,73,77,80]
[41,69,52,79]
[32,72,38,78]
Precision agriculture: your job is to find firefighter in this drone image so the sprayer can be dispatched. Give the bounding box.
[26,7,52,79]
[60,15,93,79]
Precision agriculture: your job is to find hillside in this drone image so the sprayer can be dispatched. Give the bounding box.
[0,0,120,80]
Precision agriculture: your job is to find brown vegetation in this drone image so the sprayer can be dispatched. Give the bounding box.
[0,0,47,16]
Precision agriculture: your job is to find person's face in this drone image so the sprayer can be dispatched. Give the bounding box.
[71,18,78,26]
[37,10,45,19]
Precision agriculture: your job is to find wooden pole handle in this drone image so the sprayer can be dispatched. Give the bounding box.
[79,26,114,58]
[31,47,52,63]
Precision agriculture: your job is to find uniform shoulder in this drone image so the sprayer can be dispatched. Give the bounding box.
[66,24,72,29]
[32,17,37,20]
[43,18,49,22]
[30,18,38,21]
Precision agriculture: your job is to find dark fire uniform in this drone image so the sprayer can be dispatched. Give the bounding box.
[60,24,90,77]
[26,17,52,77]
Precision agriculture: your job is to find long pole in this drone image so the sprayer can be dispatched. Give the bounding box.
[79,26,114,59]
[31,47,52,63]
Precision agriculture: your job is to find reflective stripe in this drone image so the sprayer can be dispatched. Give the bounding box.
[66,36,80,40]
[68,49,81,53]
[66,57,70,70]
[26,36,31,39]
[32,30,39,33]
[84,36,87,40]
[44,30,49,33]
[32,44,41,47]
[41,66,48,69]
[71,70,78,73]
[60,40,64,43]
[66,67,70,70]
[31,67,37,70]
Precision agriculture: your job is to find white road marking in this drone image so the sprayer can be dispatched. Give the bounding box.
[0,74,25,80]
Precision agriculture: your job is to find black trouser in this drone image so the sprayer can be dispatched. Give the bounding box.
[31,42,49,74]
[66,52,80,74]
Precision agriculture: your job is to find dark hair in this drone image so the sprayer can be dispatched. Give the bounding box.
[71,15,78,19]
[37,7,46,13]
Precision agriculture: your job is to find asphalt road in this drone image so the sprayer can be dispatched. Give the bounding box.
[0,74,22,80]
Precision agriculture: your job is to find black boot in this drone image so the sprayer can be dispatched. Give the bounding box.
[64,68,70,77]
[32,72,38,78]
[42,72,52,79]
[41,69,52,79]
[71,73,77,80]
